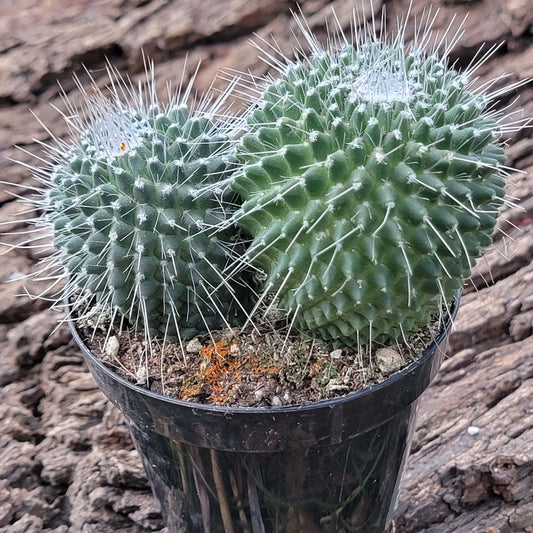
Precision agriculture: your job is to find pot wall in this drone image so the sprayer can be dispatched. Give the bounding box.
[71,295,459,532]
[125,399,419,532]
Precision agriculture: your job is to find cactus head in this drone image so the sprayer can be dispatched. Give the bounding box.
[232,20,509,347]
[42,68,250,341]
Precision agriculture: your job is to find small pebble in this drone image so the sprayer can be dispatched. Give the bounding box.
[330,348,343,359]
[467,425,480,436]
[326,378,349,392]
[104,336,120,358]
[136,366,147,385]
[271,395,282,407]
[375,347,405,373]
[186,338,203,353]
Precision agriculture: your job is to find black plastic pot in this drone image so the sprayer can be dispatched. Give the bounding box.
[69,295,460,533]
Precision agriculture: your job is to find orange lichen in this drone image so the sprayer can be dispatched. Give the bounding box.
[250,359,278,376]
[178,338,242,404]
[175,338,282,404]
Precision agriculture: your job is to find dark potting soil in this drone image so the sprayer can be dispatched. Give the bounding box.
[79,311,449,408]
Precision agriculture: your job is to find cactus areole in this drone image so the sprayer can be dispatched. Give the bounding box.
[232,38,507,346]
[47,96,248,341]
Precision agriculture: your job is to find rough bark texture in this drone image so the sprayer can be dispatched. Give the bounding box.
[0,0,532,531]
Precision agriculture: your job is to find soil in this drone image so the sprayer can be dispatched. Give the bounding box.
[78,307,449,408]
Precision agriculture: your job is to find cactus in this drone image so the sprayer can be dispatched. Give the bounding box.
[36,68,250,341]
[231,19,511,347]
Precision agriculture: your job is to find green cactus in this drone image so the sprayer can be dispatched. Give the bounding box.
[43,74,250,341]
[231,37,507,347]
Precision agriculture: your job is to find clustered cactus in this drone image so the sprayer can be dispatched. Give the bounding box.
[231,38,507,346]
[41,76,251,341]
[19,12,519,353]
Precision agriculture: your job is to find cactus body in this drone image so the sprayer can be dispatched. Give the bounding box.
[48,101,248,340]
[233,42,506,346]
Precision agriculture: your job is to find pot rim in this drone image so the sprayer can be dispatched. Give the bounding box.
[68,290,461,414]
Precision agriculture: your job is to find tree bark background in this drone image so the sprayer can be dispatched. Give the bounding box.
[0,0,532,531]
